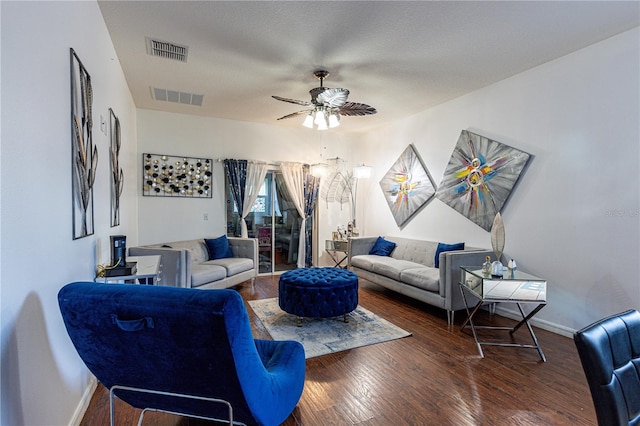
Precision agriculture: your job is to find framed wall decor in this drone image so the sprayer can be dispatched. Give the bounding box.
[142,153,212,198]
[436,130,531,231]
[109,108,123,227]
[379,144,437,228]
[70,48,97,239]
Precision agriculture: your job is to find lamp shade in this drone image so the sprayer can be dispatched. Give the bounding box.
[328,113,340,128]
[317,114,328,130]
[302,113,314,128]
[309,163,328,177]
[353,164,372,179]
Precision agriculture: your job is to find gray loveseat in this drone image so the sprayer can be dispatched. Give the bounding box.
[348,236,493,324]
[129,237,258,289]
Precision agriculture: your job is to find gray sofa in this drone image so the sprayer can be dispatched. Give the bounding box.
[348,236,493,324]
[129,237,258,289]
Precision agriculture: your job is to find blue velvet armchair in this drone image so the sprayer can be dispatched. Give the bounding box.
[574,309,640,426]
[58,282,305,426]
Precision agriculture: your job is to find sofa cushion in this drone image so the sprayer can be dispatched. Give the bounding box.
[350,255,378,271]
[369,237,396,256]
[400,267,440,292]
[205,235,234,260]
[203,258,254,276]
[370,257,425,281]
[387,237,438,267]
[190,264,227,287]
[168,240,209,264]
[434,242,465,268]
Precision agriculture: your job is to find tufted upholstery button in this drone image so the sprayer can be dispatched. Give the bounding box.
[278,267,358,319]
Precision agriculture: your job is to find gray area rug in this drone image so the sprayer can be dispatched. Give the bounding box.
[248,298,412,359]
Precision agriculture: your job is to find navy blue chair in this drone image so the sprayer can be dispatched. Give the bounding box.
[574,309,640,426]
[58,282,305,426]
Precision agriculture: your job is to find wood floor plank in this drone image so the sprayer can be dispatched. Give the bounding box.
[79,275,596,425]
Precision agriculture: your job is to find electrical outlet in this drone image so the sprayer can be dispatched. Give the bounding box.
[203,213,208,221]
[100,114,107,135]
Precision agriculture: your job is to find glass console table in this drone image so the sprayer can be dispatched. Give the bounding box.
[459,266,547,362]
[96,255,161,285]
[325,240,349,268]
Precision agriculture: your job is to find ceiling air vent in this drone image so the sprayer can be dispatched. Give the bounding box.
[151,87,204,107]
[146,37,188,62]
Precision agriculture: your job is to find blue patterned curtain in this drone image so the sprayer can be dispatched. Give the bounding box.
[224,159,247,222]
[303,172,320,267]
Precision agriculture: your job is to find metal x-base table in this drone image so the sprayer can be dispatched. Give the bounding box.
[325,240,349,268]
[459,267,548,362]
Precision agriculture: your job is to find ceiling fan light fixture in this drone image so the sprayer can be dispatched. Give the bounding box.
[328,113,340,128]
[302,112,314,128]
[274,69,377,130]
[317,116,328,131]
[313,108,325,125]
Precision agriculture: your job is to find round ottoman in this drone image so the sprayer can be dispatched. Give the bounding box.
[279,267,359,322]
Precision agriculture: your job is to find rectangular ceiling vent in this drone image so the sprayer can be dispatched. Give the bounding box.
[146,37,188,62]
[151,87,204,107]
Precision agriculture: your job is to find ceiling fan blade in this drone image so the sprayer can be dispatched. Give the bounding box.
[276,109,312,120]
[317,88,350,107]
[272,95,312,107]
[338,102,377,116]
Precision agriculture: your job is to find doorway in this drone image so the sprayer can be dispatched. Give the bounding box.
[225,170,309,274]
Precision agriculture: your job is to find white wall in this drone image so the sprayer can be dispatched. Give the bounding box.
[1,2,138,424]
[1,3,636,423]
[355,28,640,334]
[136,109,359,258]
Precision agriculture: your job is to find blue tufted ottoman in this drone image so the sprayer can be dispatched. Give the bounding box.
[279,267,358,323]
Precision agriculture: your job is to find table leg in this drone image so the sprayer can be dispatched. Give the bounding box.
[459,285,486,358]
[325,250,348,268]
[459,284,546,361]
[511,303,547,362]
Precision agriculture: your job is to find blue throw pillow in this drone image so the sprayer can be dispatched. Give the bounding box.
[205,235,234,260]
[434,242,465,268]
[369,237,396,256]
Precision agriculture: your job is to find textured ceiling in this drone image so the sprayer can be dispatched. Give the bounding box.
[98,1,639,134]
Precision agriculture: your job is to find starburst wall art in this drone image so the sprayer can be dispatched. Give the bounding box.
[379,144,437,228]
[436,130,531,231]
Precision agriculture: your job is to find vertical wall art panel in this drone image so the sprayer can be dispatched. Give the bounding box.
[436,130,531,231]
[379,144,437,228]
[70,48,97,239]
[143,153,212,197]
[109,108,123,227]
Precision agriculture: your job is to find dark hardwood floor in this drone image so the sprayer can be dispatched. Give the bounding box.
[80,276,596,425]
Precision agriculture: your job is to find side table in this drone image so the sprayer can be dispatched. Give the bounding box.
[96,255,161,285]
[459,266,547,362]
[325,240,349,268]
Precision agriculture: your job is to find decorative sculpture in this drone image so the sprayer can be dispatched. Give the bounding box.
[70,48,97,239]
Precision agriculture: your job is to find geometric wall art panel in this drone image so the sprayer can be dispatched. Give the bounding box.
[143,153,212,197]
[379,144,437,228]
[436,130,531,231]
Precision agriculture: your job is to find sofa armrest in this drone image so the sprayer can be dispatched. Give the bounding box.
[228,237,258,275]
[439,249,495,311]
[127,247,191,288]
[347,237,378,267]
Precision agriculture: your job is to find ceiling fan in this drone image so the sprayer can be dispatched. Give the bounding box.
[272,70,377,129]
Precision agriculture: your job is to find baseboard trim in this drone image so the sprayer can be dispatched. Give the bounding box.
[492,305,576,338]
[69,375,97,426]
